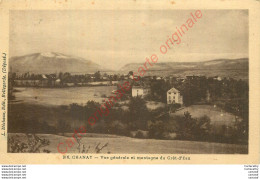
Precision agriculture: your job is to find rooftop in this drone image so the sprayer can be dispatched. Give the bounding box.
[132,86,150,89]
[167,87,180,93]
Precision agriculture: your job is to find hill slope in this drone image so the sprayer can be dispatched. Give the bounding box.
[10,52,107,74]
[120,58,249,80]
[9,133,248,154]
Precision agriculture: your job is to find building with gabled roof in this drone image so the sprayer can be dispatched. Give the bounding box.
[167,87,183,105]
[132,86,150,98]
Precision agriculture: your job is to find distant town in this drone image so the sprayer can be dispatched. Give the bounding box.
[9,71,247,107]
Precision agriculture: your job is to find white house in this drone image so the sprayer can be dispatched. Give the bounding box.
[167,87,183,105]
[213,76,222,81]
[132,86,150,98]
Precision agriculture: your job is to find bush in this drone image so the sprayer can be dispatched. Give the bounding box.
[168,103,182,112]
[108,120,130,136]
[101,94,107,98]
[128,97,150,130]
[8,118,57,134]
[163,132,177,140]
[148,120,167,139]
[8,134,50,153]
[135,131,145,138]
[174,112,211,141]
[135,130,149,139]
[114,103,120,107]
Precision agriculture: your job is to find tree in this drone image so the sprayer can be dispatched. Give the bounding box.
[150,80,171,102]
[194,115,211,140]
[127,97,150,130]
[180,77,208,106]
[57,119,71,135]
[174,112,211,141]
[94,71,101,81]
[112,74,119,81]
[128,71,133,76]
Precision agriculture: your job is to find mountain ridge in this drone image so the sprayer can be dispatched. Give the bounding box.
[119,58,248,80]
[9,52,109,74]
[9,52,248,80]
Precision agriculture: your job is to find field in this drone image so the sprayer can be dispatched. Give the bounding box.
[13,86,117,106]
[146,101,166,110]
[173,105,242,126]
[9,89,247,154]
[8,133,248,154]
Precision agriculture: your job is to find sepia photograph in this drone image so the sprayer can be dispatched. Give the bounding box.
[6,9,250,155]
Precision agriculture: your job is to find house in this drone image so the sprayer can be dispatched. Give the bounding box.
[167,87,183,105]
[14,74,49,87]
[87,81,110,86]
[213,76,222,81]
[186,75,200,80]
[55,79,61,86]
[65,82,75,87]
[102,76,108,80]
[39,74,48,87]
[156,76,163,80]
[111,81,119,85]
[132,86,150,98]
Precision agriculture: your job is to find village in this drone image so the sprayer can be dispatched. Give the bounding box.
[9,71,228,106]
[8,68,249,154]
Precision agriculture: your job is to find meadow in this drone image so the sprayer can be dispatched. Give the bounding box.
[13,86,117,106]
[8,133,248,154]
[173,105,242,127]
[8,87,248,154]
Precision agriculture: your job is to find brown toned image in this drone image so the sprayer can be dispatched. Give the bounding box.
[0,0,259,164]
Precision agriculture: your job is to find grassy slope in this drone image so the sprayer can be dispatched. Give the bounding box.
[120,58,248,80]
[173,105,242,126]
[9,133,248,154]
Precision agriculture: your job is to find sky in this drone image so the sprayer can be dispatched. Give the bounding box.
[10,10,248,70]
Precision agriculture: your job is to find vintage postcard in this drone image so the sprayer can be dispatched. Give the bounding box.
[0,0,259,164]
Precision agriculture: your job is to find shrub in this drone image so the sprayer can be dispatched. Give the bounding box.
[168,103,182,112]
[101,94,107,98]
[148,120,166,139]
[8,134,50,153]
[108,120,130,136]
[174,112,211,141]
[114,103,120,107]
[135,130,149,139]
[135,131,145,138]
[163,132,177,140]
